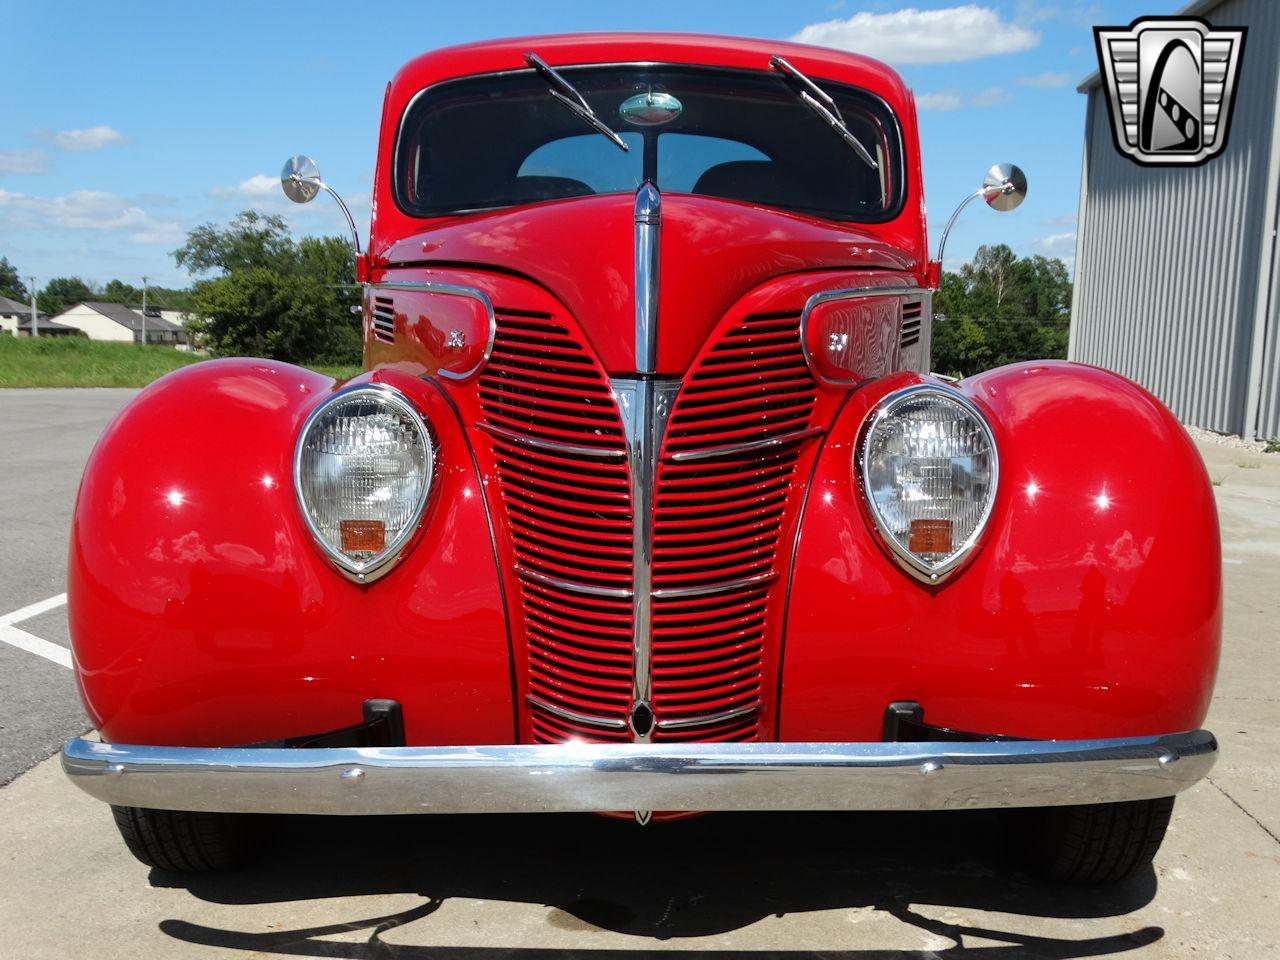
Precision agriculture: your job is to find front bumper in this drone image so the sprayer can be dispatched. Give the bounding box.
[61,730,1216,815]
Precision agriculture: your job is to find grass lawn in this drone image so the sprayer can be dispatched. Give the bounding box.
[0,336,362,388]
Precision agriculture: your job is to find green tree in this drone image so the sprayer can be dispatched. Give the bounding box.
[932,244,1072,378]
[98,279,142,304]
[188,269,343,361]
[174,211,298,276]
[0,257,28,302]
[174,212,359,364]
[37,277,93,317]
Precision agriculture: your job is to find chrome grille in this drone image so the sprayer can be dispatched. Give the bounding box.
[652,311,817,741]
[477,311,634,742]
[477,309,820,745]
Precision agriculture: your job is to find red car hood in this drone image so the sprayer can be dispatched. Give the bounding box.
[380,194,918,374]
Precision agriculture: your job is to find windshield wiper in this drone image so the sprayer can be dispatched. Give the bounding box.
[770,56,878,171]
[523,51,630,153]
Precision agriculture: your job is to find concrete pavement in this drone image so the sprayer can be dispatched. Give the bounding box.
[0,389,136,785]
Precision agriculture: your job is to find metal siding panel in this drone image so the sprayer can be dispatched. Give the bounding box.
[1258,220,1280,438]
[1070,0,1279,435]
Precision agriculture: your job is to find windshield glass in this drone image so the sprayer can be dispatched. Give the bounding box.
[394,64,903,222]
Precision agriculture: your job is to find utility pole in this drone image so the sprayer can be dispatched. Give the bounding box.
[140,275,148,346]
[27,276,36,338]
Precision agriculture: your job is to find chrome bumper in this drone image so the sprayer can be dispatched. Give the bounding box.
[61,730,1216,815]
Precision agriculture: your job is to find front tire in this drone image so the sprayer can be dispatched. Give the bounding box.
[1011,796,1175,884]
[110,805,263,873]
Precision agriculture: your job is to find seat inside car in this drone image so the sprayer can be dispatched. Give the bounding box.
[692,160,816,210]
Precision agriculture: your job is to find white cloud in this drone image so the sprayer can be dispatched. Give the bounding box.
[209,173,279,199]
[1033,231,1077,253]
[1041,212,1077,227]
[917,88,1009,111]
[791,5,1039,64]
[917,93,963,111]
[53,125,125,152]
[970,86,1010,107]
[0,188,182,245]
[0,148,49,174]
[1017,70,1072,87]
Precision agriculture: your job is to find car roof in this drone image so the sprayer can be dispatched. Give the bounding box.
[387,33,911,114]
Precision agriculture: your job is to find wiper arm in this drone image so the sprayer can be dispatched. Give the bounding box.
[523,51,630,153]
[770,56,878,171]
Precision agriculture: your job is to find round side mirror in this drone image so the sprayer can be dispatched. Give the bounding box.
[281,155,322,204]
[982,163,1027,212]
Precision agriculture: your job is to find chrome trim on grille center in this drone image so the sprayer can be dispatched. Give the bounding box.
[613,373,680,743]
[476,421,627,460]
[656,702,762,730]
[514,565,634,599]
[527,695,629,730]
[667,427,824,462]
[63,730,1219,815]
[652,571,777,600]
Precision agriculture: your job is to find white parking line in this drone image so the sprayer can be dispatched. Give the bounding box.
[0,592,68,627]
[0,593,71,669]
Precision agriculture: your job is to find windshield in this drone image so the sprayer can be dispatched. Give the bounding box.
[394,64,904,222]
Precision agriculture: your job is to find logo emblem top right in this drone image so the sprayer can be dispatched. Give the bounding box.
[1094,16,1247,167]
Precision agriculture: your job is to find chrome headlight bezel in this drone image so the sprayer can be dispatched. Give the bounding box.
[293,383,436,583]
[856,383,999,583]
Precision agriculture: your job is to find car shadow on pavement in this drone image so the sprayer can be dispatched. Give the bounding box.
[155,809,1163,958]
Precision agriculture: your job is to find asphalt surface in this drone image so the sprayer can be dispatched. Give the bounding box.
[1,388,1277,958]
[0,389,136,786]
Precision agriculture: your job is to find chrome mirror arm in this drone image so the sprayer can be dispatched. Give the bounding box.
[932,164,1027,272]
[934,187,986,268]
[288,173,362,258]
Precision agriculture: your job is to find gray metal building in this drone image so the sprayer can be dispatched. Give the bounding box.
[1070,0,1280,439]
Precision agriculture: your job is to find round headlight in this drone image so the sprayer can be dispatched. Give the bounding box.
[294,385,435,581]
[858,385,998,582]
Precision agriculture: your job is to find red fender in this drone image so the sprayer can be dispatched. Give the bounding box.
[780,360,1221,741]
[68,359,515,747]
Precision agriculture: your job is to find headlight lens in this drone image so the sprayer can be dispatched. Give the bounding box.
[859,385,998,581]
[294,385,435,581]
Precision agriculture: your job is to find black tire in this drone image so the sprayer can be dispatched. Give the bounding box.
[1012,796,1175,884]
[110,805,263,873]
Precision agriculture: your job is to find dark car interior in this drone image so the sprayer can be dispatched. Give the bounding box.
[396,64,902,222]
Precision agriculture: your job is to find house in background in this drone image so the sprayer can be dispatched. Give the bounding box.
[50,301,188,346]
[16,316,82,337]
[0,295,59,336]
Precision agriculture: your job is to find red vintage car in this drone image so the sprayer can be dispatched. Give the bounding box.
[62,34,1219,883]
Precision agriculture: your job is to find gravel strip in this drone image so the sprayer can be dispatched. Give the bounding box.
[1184,424,1275,453]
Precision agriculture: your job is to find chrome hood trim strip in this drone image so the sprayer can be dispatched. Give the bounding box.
[634,182,661,374]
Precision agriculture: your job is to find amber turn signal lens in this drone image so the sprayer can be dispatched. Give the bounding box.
[908,518,953,556]
[340,519,386,554]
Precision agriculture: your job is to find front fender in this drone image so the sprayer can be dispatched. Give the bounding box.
[780,360,1221,741]
[68,359,515,747]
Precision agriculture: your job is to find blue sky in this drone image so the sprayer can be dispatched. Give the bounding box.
[0,0,1182,292]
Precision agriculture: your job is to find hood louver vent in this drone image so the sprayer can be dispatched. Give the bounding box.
[900,300,923,349]
[372,296,396,344]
